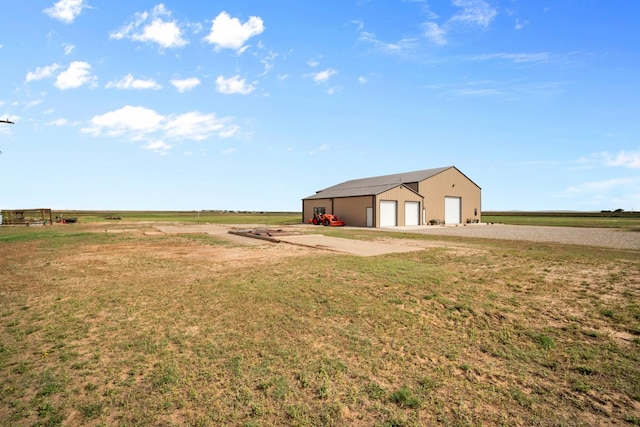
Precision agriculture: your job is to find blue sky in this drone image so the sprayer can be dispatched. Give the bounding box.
[1,1,639,212]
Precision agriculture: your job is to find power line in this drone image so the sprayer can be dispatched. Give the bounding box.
[1,118,14,154]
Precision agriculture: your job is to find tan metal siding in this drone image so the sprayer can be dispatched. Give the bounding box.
[333,196,373,227]
[419,168,481,224]
[376,186,423,227]
[302,198,333,223]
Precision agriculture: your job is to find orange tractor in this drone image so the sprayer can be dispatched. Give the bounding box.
[308,213,345,226]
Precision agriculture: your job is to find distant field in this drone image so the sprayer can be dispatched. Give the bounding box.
[53,210,302,225]
[3,210,640,231]
[48,210,640,230]
[482,211,640,229]
[0,221,638,426]
[42,210,640,230]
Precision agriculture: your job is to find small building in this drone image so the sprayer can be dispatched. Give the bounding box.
[302,166,481,227]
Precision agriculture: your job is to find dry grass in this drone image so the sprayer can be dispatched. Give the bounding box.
[1,223,639,426]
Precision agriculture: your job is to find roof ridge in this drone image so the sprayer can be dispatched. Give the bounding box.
[322,166,453,190]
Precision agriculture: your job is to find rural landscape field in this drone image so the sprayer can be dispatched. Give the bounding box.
[1,211,639,426]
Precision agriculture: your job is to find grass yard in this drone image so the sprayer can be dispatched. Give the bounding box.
[53,210,302,225]
[482,211,640,229]
[1,222,639,426]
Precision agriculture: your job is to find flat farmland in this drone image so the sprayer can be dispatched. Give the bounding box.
[1,219,639,426]
[482,211,640,229]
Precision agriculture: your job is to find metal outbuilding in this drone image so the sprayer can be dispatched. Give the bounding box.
[302,166,481,227]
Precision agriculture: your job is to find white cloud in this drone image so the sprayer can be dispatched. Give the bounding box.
[170,77,201,92]
[144,140,172,155]
[43,0,88,24]
[359,31,418,53]
[567,177,640,193]
[164,112,237,140]
[470,52,550,63]
[515,18,528,30]
[311,68,337,84]
[423,22,447,45]
[594,151,640,169]
[215,75,256,95]
[358,76,369,84]
[110,4,187,49]
[25,100,43,108]
[25,64,60,83]
[259,51,278,77]
[47,118,68,126]
[307,59,320,67]
[189,21,204,35]
[83,105,164,138]
[45,118,80,126]
[82,105,239,153]
[309,144,330,155]
[440,79,564,99]
[561,175,640,211]
[0,114,18,124]
[62,43,75,55]
[54,61,96,89]
[417,0,497,48]
[452,88,502,96]
[451,0,497,28]
[134,18,186,48]
[106,74,162,90]
[204,11,264,52]
[360,3,507,68]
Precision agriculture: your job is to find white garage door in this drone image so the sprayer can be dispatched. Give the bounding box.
[405,201,420,226]
[379,201,397,227]
[444,197,461,224]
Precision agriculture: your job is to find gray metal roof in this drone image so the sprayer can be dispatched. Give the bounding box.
[304,166,454,200]
[304,183,412,200]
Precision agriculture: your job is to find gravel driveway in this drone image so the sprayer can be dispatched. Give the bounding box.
[392,224,640,250]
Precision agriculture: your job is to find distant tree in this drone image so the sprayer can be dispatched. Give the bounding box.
[614,208,625,213]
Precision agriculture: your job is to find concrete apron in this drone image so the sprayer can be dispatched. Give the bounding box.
[276,234,422,257]
[156,224,424,256]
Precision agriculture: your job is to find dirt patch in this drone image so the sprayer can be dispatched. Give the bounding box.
[83,223,319,266]
[152,224,439,256]
[275,234,426,256]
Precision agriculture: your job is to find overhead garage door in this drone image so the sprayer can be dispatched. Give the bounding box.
[380,201,397,227]
[405,201,420,226]
[445,197,461,224]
